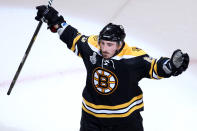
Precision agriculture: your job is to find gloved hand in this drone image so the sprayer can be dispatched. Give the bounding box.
[169,49,189,76]
[35,5,65,32]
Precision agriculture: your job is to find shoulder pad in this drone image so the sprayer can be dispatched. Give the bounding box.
[130,47,147,56]
[88,35,100,49]
[117,43,147,57]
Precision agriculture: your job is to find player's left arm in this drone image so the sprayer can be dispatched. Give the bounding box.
[146,49,189,79]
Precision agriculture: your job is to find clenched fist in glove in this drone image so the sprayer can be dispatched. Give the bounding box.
[35,5,65,32]
[163,49,189,76]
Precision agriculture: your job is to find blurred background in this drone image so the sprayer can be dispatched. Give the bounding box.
[0,0,196,131]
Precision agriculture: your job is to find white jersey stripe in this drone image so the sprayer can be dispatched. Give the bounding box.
[82,98,143,114]
[111,55,136,60]
[74,44,79,55]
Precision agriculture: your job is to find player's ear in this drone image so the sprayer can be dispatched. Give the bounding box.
[117,42,123,50]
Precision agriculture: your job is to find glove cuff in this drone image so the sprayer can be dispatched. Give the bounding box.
[48,16,65,33]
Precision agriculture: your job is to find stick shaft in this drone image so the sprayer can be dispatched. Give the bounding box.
[7,21,43,95]
[7,0,54,95]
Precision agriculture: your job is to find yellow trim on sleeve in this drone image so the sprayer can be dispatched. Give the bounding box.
[149,59,155,79]
[153,62,164,79]
[71,34,82,51]
[78,53,82,58]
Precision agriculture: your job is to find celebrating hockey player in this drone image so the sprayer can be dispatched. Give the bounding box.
[35,5,189,131]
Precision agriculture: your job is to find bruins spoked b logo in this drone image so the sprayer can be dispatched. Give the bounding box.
[92,67,118,95]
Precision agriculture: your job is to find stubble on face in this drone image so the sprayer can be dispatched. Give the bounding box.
[99,40,122,59]
[101,51,110,59]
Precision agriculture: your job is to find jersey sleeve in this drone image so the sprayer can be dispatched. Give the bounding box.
[142,55,172,79]
[58,23,88,57]
[116,45,171,80]
[58,23,101,59]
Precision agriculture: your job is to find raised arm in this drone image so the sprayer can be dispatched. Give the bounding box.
[144,49,189,79]
[35,5,87,57]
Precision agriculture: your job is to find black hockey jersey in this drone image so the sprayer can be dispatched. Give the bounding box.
[58,24,171,125]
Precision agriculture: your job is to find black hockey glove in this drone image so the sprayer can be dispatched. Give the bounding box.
[165,49,189,76]
[35,5,65,32]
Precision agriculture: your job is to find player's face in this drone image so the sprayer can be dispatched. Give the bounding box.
[99,40,121,59]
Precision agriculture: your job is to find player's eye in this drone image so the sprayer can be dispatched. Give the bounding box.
[107,43,113,47]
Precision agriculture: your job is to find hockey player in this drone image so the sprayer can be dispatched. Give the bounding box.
[35,5,189,131]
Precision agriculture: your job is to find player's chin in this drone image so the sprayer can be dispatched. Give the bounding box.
[102,53,109,59]
[102,54,110,59]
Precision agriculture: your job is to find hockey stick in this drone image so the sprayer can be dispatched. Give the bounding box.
[7,0,53,95]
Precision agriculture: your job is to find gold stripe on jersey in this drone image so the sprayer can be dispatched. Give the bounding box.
[82,94,144,118]
[71,34,82,51]
[78,53,82,57]
[82,103,144,118]
[153,61,163,79]
[82,100,144,118]
[149,59,163,79]
[149,59,155,79]
[83,94,142,110]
